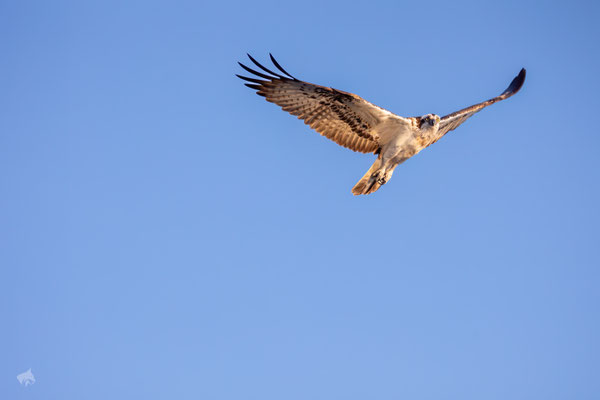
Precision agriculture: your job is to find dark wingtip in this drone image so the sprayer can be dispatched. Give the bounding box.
[269,53,297,80]
[236,74,266,84]
[238,61,274,80]
[502,68,526,97]
[246,53,288,79]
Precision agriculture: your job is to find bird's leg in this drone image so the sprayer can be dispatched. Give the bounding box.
[373,170,387,185]
[373,153,406,186]
[379,169,394,185]
[373,153,392,185]
[373,168,394,185]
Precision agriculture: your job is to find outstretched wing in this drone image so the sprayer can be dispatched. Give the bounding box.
[237,54,397,153]
[438,68,526,136]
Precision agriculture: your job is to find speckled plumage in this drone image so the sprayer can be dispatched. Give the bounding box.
[237,54,526,195]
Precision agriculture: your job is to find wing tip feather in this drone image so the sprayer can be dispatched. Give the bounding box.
[502,68,526,97]
[237,53,300,83]
[269,53,298,80]
[246,53,288,80]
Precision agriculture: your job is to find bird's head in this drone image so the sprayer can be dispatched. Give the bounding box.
[420,114,440,131]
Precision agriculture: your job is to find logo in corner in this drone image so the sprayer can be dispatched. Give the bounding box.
[17,368,36,386]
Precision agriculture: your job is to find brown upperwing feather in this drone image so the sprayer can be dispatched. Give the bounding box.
[438,68,526,137]
[237,54,383,154]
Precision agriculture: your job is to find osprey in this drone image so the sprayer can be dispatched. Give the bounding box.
[237,54,526,195]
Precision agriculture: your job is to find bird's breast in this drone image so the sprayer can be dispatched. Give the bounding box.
[414,127,442,149]
[375,118,414,145]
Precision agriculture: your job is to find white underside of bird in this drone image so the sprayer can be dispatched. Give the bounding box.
[352,113,445,194]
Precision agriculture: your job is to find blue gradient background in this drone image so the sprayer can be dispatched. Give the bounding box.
[2,1,599,399]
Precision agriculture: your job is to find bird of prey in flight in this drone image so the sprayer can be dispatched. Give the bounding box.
[237,54,526,195]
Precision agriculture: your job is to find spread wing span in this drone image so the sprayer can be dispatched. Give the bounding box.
[237,54,396,153]
[438,68,526,137]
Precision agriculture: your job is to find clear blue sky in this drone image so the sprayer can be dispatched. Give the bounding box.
[2,1,599,399]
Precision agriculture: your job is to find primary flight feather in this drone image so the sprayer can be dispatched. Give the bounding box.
[237,54,526,195]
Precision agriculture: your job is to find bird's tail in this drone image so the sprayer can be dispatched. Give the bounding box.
[352,158,383,195]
